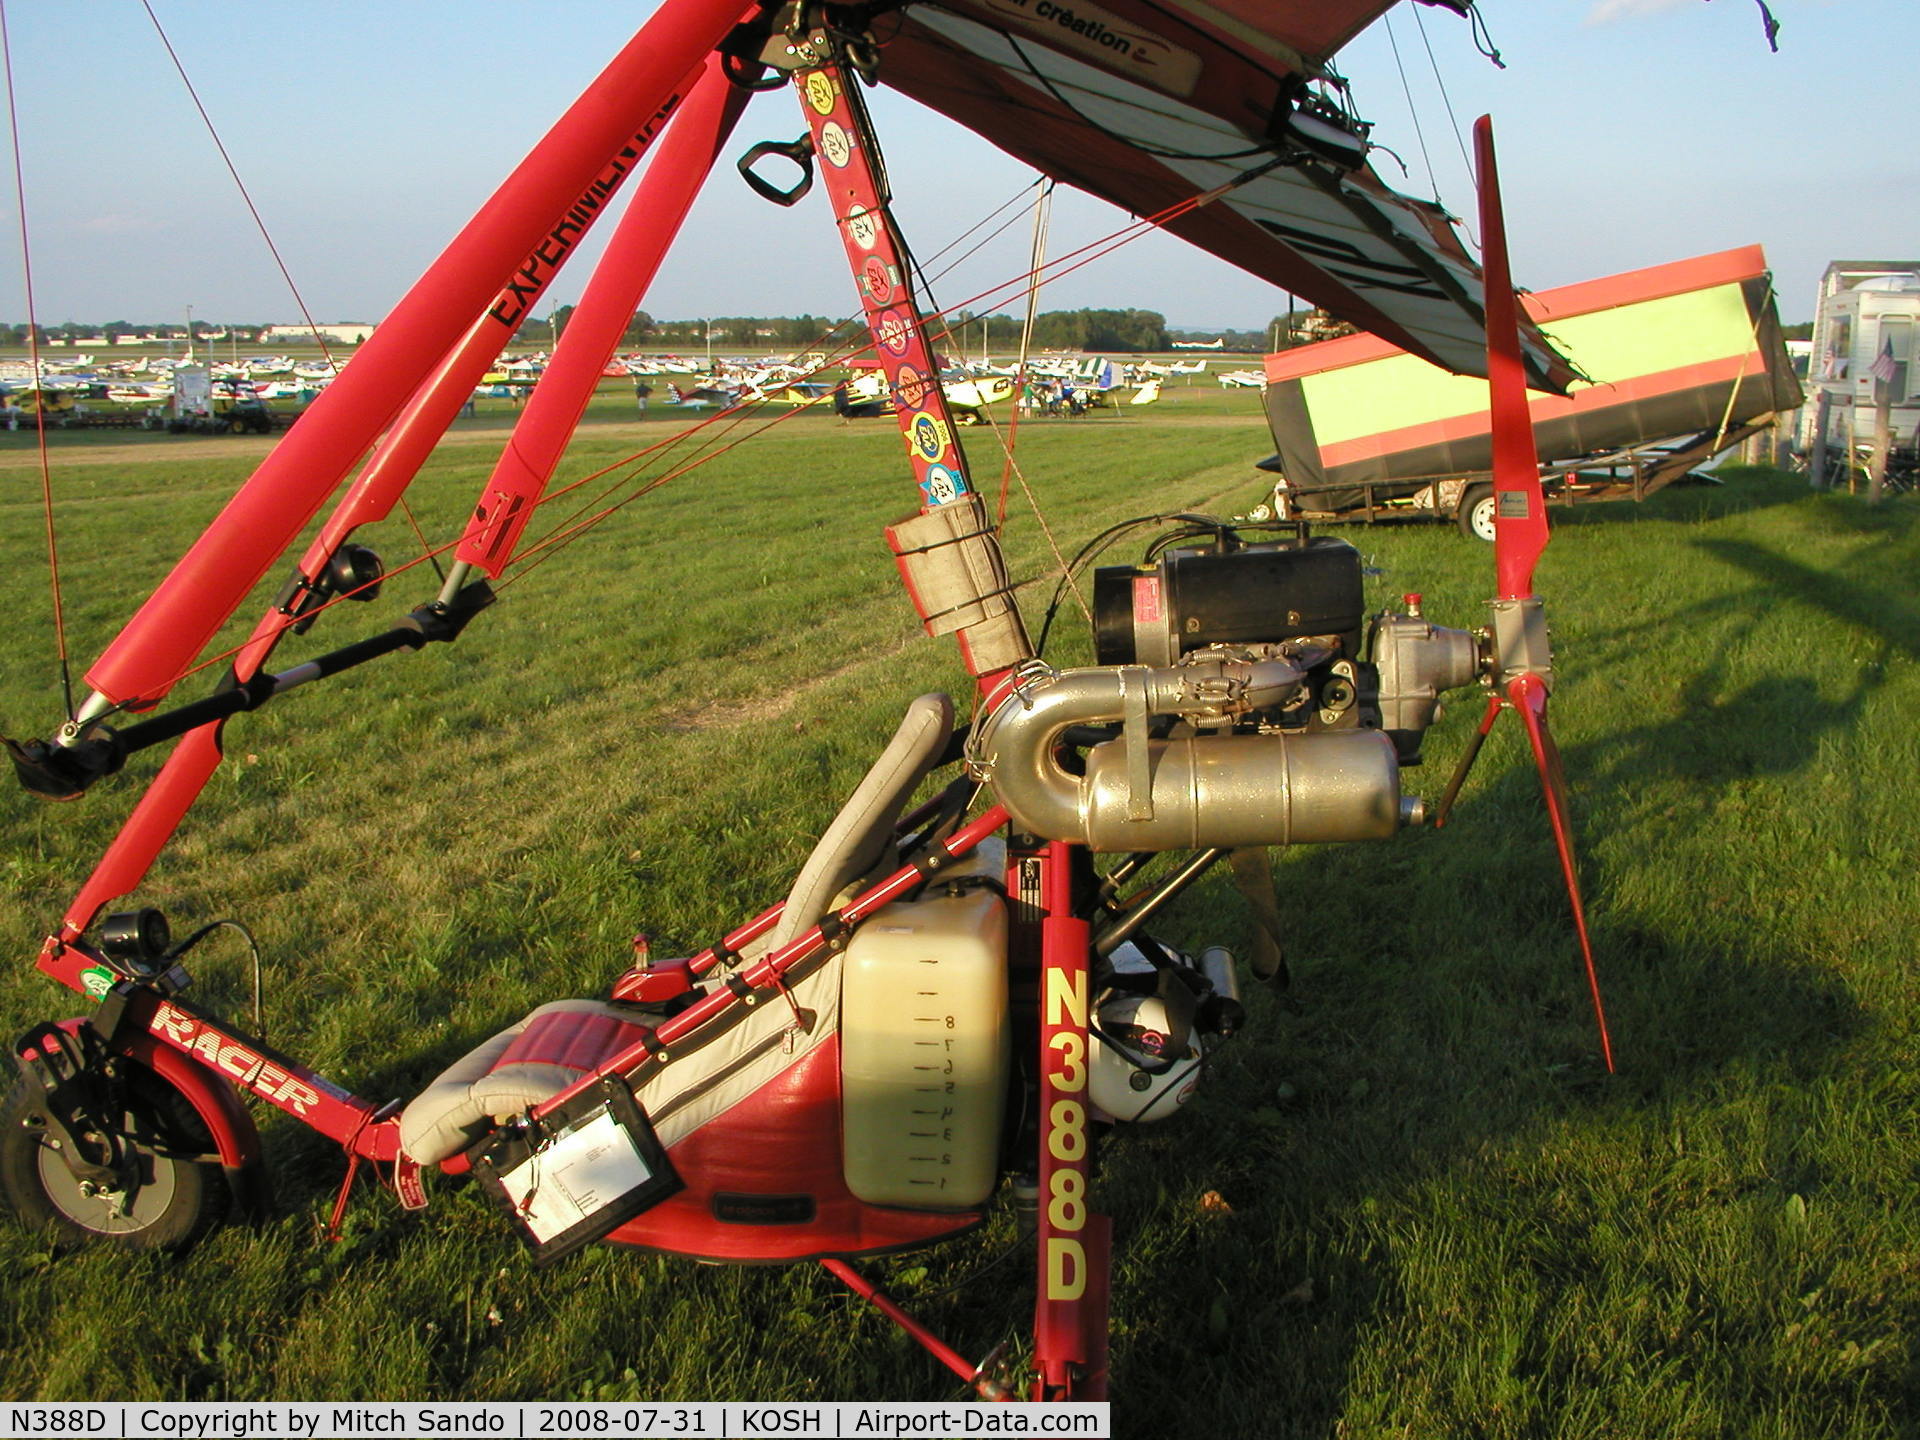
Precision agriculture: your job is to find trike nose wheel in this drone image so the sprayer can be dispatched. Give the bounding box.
[1,1067,227,1252]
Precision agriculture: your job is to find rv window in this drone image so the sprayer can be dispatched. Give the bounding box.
[1881,316,1913,401]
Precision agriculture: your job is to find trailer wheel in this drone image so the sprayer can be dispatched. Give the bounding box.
[0,1066,227,1252]
[1458,484,1497,542]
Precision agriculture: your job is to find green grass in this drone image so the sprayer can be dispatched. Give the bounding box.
[1,387,1917,1437]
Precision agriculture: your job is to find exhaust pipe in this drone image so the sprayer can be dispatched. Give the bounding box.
[975,660,1403,853]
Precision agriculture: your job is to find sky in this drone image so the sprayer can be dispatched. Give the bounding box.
[0,0,1901,334]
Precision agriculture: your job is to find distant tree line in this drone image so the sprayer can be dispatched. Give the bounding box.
[12,301,1339,355]
[1,321,273,345]
[524,306,1180,353]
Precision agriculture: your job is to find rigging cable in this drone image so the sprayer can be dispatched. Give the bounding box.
[140,2,336,371]
[997,178,1052,527]
[1382,12,1440,203]
[0,0,73,720]
[142,2,441,567]
[1411,0,1479,246]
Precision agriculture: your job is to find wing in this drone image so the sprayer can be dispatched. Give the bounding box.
[877,0,1572,389]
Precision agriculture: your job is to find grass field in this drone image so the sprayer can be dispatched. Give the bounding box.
[0,383,1916,1436]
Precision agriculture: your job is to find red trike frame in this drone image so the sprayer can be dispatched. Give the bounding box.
[31,1,1116,1400]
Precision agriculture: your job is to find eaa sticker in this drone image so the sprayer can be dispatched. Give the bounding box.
[893,363,932,409]
[862,255,897,306]
[80,965,115,1001]
[908,412,951,463]
[845,206,880,251]
[920,464,963,505]
[818,121,853,168]
[804,71,837,116]
[873,308,912,357]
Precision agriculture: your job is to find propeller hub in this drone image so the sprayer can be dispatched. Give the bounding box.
[1488,595,1553,692]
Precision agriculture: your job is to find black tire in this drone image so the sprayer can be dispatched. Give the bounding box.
[1458,483,1497,542]
[1,1065,227,1252]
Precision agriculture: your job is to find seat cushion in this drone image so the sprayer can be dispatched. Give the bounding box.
[399,999,653,1165]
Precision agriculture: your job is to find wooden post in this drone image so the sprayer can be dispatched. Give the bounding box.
[1867,383,1892,504]
[1809,390,1832,489]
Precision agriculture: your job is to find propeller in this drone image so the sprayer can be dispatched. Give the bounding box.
[1434,116,1614,1074]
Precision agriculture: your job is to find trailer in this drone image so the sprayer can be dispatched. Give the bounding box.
[1253,245,1802,538]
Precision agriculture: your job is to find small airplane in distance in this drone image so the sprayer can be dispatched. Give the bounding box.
[1171,338,1225,349]
[832,368,1014,424]
[666,382,738,409]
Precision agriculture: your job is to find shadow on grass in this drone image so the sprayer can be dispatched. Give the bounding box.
[1090,527,1911,1431]
[1095,748,1870,1435]
[1694,535,1920,664]
[1545,467,1814,533]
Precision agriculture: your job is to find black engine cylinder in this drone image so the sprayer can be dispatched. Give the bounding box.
[1093,536,1364,665]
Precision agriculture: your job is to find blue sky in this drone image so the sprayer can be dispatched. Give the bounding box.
[0,0,1899,332]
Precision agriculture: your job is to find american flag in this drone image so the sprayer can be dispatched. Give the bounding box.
[1869,337,1897,386]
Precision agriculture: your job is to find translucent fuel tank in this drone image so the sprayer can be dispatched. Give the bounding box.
[840,840,1009,1210]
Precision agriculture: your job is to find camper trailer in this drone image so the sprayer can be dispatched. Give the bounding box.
[1254,246,1801,538]
[1797,260,1920,480]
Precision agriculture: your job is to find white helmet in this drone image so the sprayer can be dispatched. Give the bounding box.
[1088,989,1205,1124]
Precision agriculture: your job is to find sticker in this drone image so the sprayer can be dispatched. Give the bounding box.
[845,206,880,251]
[908,412,952,463]
[818,121,852,168]
[1497,491,1533,520]
[920,464,963,505]
[980,0,1204,98]
[80,965,115,1001]
[873,308,912,357]
[894,363,932,409]
[1131,574,1163,625]
[804,71,837,116]
[862,255,897,306]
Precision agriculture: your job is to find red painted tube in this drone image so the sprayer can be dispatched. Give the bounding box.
[53,723,227,942]
[459,54,748,575]
[292,310,499,577]
[298,42,731,586]
[821,1259,992,1392]
[86,0,747,708]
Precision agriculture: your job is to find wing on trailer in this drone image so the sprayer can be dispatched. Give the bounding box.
[1260,244,1801,503]
[874,0,1573,390]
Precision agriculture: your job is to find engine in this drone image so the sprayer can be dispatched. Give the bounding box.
[976,527,1486,855]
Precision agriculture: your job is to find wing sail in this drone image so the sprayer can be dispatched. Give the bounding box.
[878,0,1572,388]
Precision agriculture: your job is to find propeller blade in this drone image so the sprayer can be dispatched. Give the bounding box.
[1473,116,1550,602]
[1507,672,1615,1073]
[1474,117,1613,1072]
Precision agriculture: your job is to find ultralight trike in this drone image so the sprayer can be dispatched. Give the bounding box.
[2,0,1606,1403]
